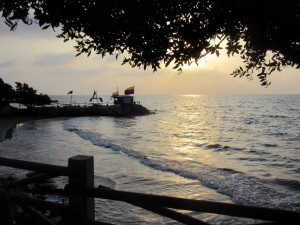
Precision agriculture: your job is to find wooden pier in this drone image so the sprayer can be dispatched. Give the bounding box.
[16,103,151,118]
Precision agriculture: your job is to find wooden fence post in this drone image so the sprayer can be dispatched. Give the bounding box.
[68,155,95,225]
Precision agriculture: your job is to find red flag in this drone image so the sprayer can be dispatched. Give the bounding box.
[124,86,134,95]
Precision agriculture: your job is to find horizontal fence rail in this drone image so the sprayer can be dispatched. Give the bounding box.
[66,186,300,224]
[0,157,72,177]
[0,155,299,225]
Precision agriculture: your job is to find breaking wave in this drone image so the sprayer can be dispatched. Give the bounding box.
[64,125,300,211]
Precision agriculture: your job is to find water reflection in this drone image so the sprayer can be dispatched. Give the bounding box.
[159,95,220,164]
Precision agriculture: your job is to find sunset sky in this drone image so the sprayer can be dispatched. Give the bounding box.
[1,18,300,96]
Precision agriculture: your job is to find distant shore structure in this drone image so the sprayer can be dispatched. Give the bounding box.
[10,86,149,117]
[113,95,134,108]
[1,86,150,117]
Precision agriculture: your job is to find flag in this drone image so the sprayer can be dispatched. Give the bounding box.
[67,90,73,95]
[112,91,119,97]
[124,86,134,95]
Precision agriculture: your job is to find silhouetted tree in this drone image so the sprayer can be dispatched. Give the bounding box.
[14,82,37,107]
[33,93,52,106]
[1,1,299,86]
[14,82,51,107]
[0,78,14,107]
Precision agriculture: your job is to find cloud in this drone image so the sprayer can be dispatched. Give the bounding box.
[0,60,16,68]
[34,52,74,66]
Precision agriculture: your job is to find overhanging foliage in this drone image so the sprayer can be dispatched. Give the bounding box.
[1,1,299,86]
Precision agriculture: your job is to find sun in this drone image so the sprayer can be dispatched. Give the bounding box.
[182,54,214,70]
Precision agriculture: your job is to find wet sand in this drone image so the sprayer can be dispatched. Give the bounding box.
[0,116,43,142]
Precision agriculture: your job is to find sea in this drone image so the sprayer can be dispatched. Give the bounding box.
[1,94,300,224]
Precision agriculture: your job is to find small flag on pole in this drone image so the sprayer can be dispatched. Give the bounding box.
[124,86,134,95]
[67,90,73,105]
[112,91,119,97]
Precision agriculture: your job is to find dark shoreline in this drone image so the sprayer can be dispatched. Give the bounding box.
[0,104,151,142]
[0,116,45,143]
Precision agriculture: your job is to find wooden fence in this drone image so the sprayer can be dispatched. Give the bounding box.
[0,155,299,225]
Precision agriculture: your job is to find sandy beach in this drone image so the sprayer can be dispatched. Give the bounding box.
[0,116,42,142]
